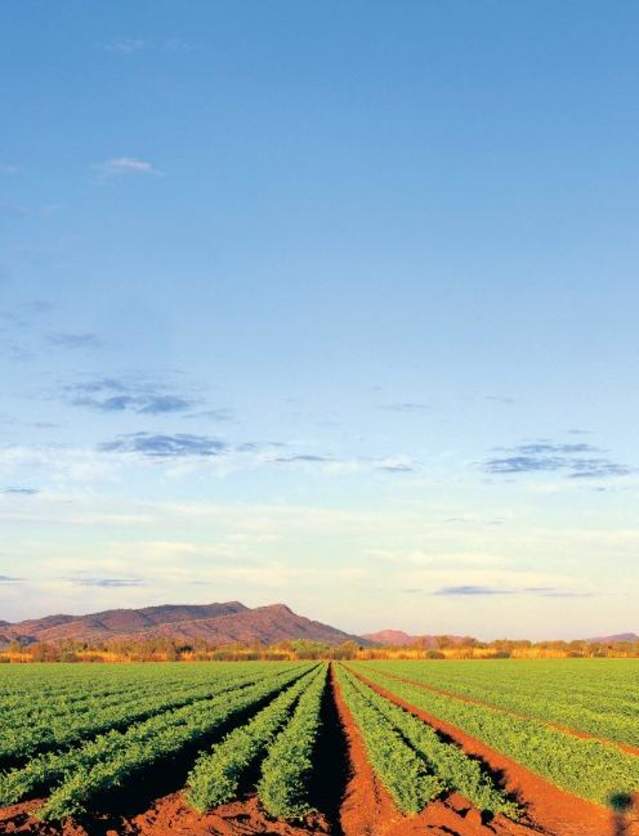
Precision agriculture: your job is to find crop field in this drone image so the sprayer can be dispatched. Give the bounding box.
[0,660,638,835]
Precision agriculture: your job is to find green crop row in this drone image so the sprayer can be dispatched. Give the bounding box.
[361,660,639,747]
[186,666,323,812]
[257,663,327,819]
[0,664,278,767]
[0,669,206,719]
[0,664,310,814]
[334,664,442,814]
[0,662,292,711]
[342,666,517,818]
[36,664,313,821]
[354,664,639,806]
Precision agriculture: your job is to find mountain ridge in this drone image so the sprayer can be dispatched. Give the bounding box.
[363,628,467,647]
[0,601,368,647]
[584,632,639,643]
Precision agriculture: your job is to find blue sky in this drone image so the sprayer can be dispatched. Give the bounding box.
[1,1,638,638]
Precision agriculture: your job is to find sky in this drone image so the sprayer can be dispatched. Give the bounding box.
[1,1,639,639]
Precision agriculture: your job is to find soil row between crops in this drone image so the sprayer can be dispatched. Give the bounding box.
[364,667,639,758]
[347,665,626,836]
[331,664,546,836]
[0,664,634,836]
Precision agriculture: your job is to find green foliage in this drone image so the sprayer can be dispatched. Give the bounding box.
[3,657,639,825]
[185,666,321,812]
[360,658,639,747]
[0,663,312,819]
[289,640,331,659]
[342,667,517,818]
[334,665,442,814]
[257,664,327,819]
[351,661,639,805]
[0,663,284,767]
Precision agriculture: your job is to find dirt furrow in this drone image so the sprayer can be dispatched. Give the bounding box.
[368,667,639,758]
[331,664,537,836]
[349,666,636,836]
[1,665,634,836]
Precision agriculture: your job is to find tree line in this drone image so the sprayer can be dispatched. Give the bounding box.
[2,635,639,662]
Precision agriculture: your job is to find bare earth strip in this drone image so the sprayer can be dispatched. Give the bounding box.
[0,665,635,835]
[350,667,637,836]
[331,665,537,836]
[367,666,639,757]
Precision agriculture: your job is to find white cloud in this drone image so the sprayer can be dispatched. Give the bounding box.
[104,39,146,54]
[0,444,124,487]
[95,157,161,178]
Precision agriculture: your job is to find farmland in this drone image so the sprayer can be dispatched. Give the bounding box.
[0,660,638,835]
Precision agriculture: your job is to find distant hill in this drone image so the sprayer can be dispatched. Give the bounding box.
[586,632,639,643]
[0,601,368,647]
[363,629,467,648]
[363,629,422,646]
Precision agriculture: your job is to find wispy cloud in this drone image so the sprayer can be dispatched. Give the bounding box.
[139,396,194,415]
[66,377,195,414]
[95,430,418,476]
[382,402,430,413]
[272,454,333,464]
[78,395,193,414]
[485,395,516,405]
[376,462,416,473]
[2,487,39,496]
[435,585,510,596]
[68,576,146,588]
[104,38,146,54]
[434,584,593,597]
[183,408,236,422]
[268,452,419,474]
[47,332,102,349]
[100,432,227,458]
[569,460,632,479]
[0,575,23,583]
[95,157,161,179]
[483,440,632,480]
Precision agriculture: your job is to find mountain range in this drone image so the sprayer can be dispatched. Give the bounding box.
[0,601,368,648]
[585,632,639,643]
[1,602,635,648]
[362,629,467,647]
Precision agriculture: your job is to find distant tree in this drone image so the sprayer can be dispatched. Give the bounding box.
[331,640,360,660]
[59,650,79,662]
[30,642,60,662]
[291,640,330,659]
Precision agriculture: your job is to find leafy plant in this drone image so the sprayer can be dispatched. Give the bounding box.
[351,662,639,805]
[334,664,442,814]
[342,666,517,818]
[185,666,322,812]
[257,664,327,818]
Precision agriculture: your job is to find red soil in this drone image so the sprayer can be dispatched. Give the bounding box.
[1,664,636,836]
[331,665,537,836]
[350,666,639,836]
[0,795,330,835]
[373,667,639,758]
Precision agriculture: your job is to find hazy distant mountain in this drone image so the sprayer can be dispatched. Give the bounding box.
[586,632,639,643]
[363,629,467,647]
[0,601,368,647]
[363,629,422,646]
